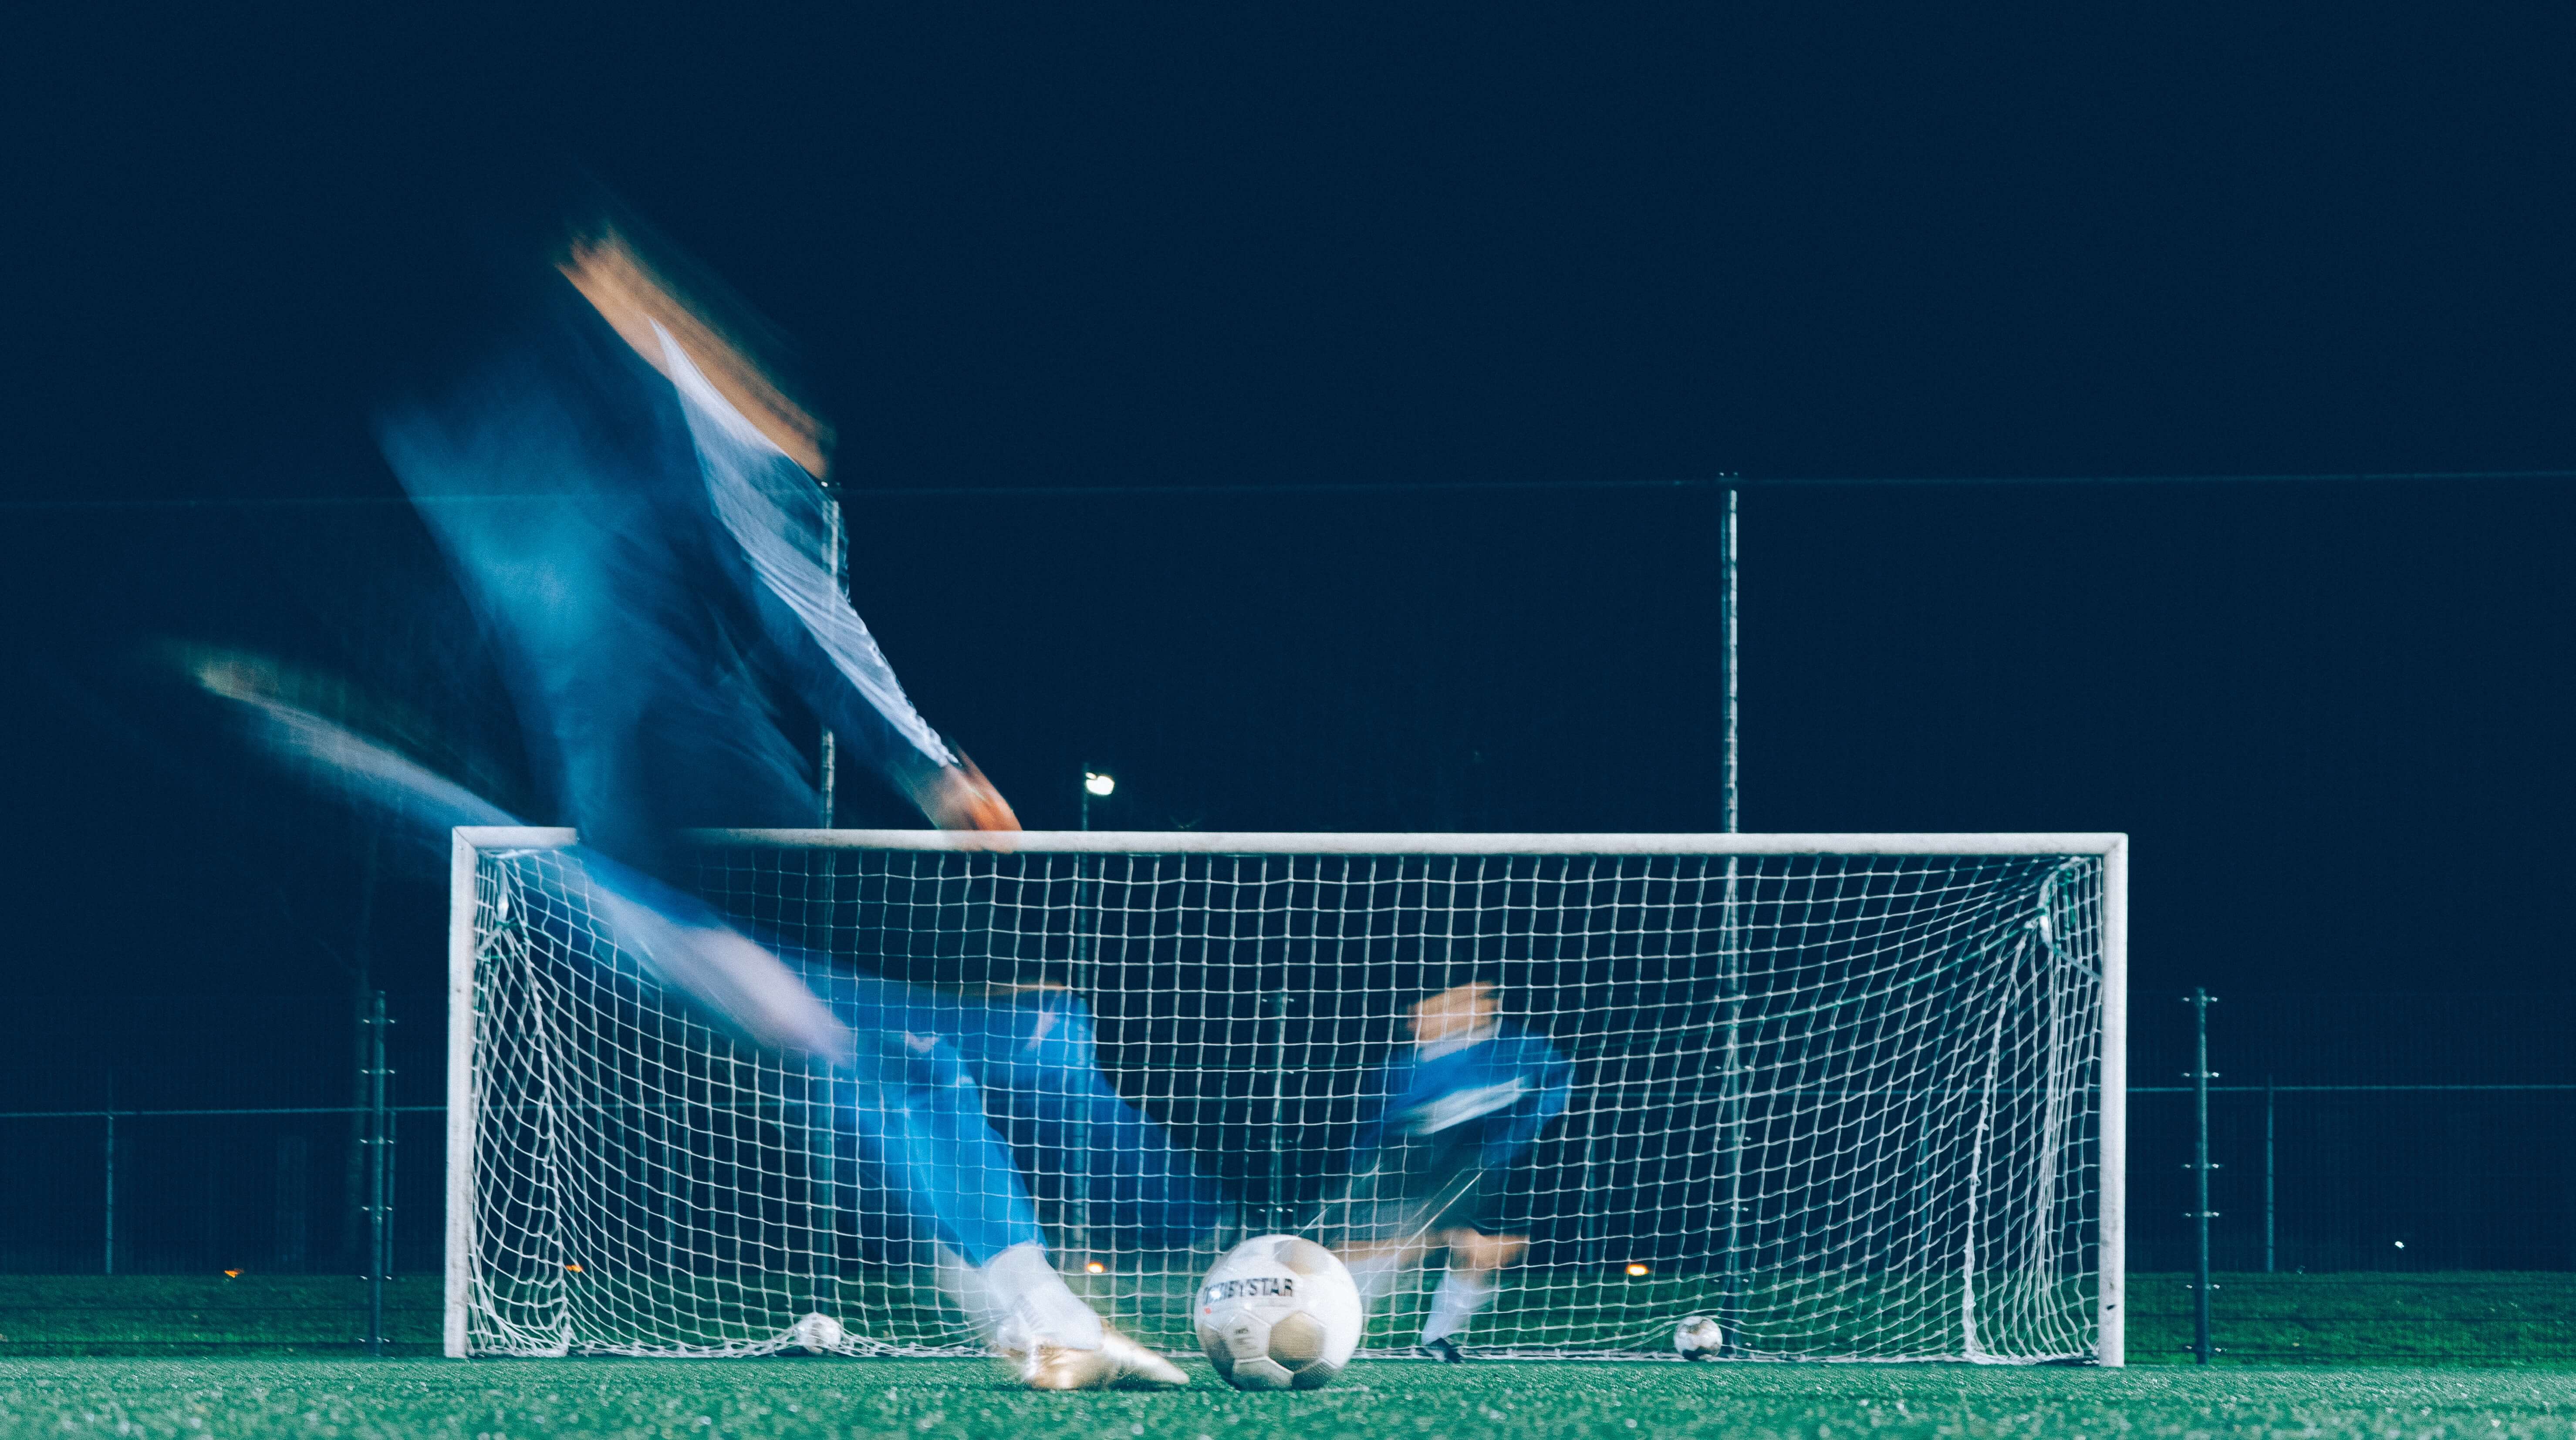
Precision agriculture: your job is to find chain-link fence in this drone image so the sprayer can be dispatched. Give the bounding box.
[2118,993,2574,1363]
[2127,993,2575,1275]
[0,994,447,1278]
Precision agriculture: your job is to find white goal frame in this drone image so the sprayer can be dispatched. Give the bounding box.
[446,828,2127,1364]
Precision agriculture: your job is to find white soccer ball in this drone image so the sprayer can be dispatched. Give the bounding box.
[790,1311,845,1355]
[1675,1314,1725,1360]
[1193,1234,1363,1391]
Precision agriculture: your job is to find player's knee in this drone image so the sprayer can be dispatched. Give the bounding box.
[1440,1228,1528,1274]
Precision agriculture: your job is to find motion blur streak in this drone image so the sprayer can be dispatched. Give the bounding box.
[658,322,957,771]
[181,644,857,1062]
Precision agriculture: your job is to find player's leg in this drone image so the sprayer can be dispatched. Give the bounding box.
[816,1030,1109,1358]
[805,967,1188,1388]
[1417,1228,1527,1359]
[823,1032,1045,1265]
[939,986,1226,1251]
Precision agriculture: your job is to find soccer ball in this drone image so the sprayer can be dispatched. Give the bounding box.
[1675,1314,1725,1360]
[1193,1234,1363,1391]
[789,1311,845,1355]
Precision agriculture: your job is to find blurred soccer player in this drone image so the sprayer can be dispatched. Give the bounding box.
[233,204,1573,1380]
[1330,981,1572,1359]
[373,218,1194,1389]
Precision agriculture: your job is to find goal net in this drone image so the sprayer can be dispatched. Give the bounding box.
[445,830,2125,1364]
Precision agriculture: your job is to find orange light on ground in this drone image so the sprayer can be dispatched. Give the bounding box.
[1084,1261,1106,1274]
[1624,1263,1650,1277]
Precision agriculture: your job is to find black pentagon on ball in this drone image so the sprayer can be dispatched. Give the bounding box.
[1290,1359,1342,1390]
[1199,1326,1239,1378]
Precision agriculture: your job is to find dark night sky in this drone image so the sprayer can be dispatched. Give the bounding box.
[4,7,2573,1012]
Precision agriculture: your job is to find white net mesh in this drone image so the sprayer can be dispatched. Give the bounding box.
[456,836,2110,1362]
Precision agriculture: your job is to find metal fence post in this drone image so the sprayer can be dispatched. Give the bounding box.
[102,1070,115,1276]
[1718,857,1745,1350]
[1718,485,1743,1346]
[1720,483,1738,835]
[2263,1075,2276,1274]
[365,990,391,1356]
[2187,989,2217,1364]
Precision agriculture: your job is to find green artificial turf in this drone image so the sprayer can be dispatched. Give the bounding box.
[5,1358,2576,1440]
[0,1277,444,1355]
[8,1274,2576,1366]
[2125,1274,2576,1366]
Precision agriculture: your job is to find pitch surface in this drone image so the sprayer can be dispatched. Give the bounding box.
[4,1360,2576,1438]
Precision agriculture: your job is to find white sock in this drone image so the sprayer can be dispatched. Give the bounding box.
[1420,1268,1494,1345]
[935,1242,1104,1353]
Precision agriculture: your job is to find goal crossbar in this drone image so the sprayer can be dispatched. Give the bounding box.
[458,826,2125,857]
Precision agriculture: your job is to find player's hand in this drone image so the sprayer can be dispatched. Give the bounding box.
[1408,982,1500,1048]
[916,755,1021,831]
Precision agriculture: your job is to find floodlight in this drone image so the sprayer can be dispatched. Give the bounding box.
[1084,772,1116,797]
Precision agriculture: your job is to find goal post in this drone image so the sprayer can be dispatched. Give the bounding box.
[446,828,2125,1364]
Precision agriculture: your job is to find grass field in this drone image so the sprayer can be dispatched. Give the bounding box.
[0,1278,445,1356]
[5,1357,2576,1439]
[4,1271,2573,1438]
[8,1274,2576,1366]
[2125,1274,2576,1366]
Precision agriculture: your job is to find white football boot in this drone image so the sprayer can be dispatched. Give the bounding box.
[938,1242,1188,1390]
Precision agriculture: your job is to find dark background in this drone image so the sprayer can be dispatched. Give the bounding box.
[2,11,2570,1117]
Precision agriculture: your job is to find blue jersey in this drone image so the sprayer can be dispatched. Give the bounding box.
[1361,1025,1575,1177]
[379,269,953,884]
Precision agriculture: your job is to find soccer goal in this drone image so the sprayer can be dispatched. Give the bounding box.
[445,830,2126,1364]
